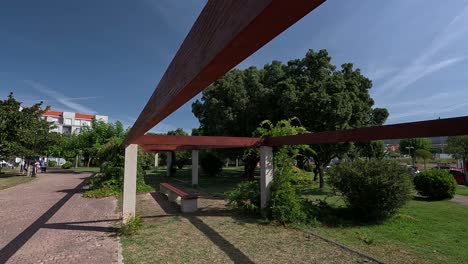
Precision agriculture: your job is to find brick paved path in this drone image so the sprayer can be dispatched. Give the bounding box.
[0,172,119,264]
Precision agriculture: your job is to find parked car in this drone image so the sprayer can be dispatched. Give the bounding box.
[400,164,419,175]
[448,169,466,185]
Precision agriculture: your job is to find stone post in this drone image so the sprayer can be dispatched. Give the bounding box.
[154,153,159,169]
[192,150,199,186]
[260,146,273,211]
[123,144,138,223]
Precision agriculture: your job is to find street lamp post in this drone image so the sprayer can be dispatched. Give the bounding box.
[406,146,415,166]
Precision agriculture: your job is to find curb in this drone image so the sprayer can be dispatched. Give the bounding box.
[306,230,385,264]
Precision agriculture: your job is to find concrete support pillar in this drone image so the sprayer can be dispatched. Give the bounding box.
[192,150,199,186]
[260,146,274,210]
[154,153,159,169]
[123,144,138,223]
[166,152,172,177]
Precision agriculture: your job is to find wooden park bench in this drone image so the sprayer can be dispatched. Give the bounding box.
[159,183,198,213]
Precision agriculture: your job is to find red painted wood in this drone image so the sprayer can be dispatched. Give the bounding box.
[264,116,468,146]
[126,0,326,144]
[135,135,263,147]
[160,183,197,199]
[140,116,468,151]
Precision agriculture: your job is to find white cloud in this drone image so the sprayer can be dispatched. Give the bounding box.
[387,101,468,123]
[375,5,468,98]
[24,80,97,113]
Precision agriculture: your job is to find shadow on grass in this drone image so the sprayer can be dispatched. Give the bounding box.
[150,191,254,264]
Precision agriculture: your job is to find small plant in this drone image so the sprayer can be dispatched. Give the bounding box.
[414,169,456,200]
[120,216,143,236]
[61,161,73,169]
[328,160,413,221]
[200,152,223,177]
[225,181,260,214]
[48,160,57,167]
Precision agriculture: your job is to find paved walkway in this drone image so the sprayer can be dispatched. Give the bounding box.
[0,172,119,264]
[452,195,468,206]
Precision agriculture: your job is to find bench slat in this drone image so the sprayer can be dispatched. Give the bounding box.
[160,183,197,199]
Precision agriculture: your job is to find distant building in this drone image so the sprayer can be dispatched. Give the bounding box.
[386,144,400,152]
[43,110,108,135]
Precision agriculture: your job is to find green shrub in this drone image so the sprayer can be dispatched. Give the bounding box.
[48,160,57,167]
[120,216,143,236]
[303,162,314,172]
[414,169,456,200]
[269,171,306,224]
[225,181,260,214]
[200,152,223,177]
[328,160,413,220]
[61,161,73,169]
[84,162,153,198]
[289,166,314,185]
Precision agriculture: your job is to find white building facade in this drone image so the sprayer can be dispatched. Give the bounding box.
[43,110,108,135]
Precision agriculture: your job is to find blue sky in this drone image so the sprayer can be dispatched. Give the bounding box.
[1,0,468,134]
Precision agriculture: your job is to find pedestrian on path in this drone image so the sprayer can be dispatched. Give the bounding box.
[40,159,46,173]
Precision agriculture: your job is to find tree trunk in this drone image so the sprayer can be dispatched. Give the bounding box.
[318,166,325,190]
[169,151,176,177]
[313,166,318,181]
[87,157,92,167]
[75,155,79,168]
[243,156,258,181]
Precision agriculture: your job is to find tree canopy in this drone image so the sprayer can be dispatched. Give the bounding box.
[192,49,388,187]
[446,136,468,168]
[400,138,431,157]
[0,92,58,161]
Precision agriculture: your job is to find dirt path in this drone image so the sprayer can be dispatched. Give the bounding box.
[0,172,119,264]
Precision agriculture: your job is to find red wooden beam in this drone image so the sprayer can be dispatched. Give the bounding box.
[126,0,326,144]
[136,135,263,148]
[264,116,468,146]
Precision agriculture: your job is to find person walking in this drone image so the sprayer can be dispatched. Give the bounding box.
[40,159,46,173]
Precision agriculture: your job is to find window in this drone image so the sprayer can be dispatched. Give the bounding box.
[64,118,72,125]
[47,117,59,123]
[74,127,81,134]
[62,126,72,135]
[82,120,91,127]
[74,119,81,126]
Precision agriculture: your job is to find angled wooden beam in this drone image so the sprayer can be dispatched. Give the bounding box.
[126,0,326,144]
[264,116,468,146]
[136,135,263,148]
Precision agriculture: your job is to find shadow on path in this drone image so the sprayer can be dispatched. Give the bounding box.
[0,175,114,263]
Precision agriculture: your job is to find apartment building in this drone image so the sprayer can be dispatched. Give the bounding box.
[43,110,108,135]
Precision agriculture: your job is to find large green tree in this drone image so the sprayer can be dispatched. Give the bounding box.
[0,92,57,162]
[167,128,191,174]
[193,49,388,188]
[400,138,432,165]
[63,120,125,167]
[446,136,468,175]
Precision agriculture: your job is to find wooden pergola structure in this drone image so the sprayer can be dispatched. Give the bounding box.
[122,1,468,221]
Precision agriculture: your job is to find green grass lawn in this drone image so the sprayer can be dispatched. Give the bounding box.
[456,185,468,196]
[121,215,369,264]
[71,167,100,173]
[299,181,468,264]
[0,175,34,190]
[139,166,468,263]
